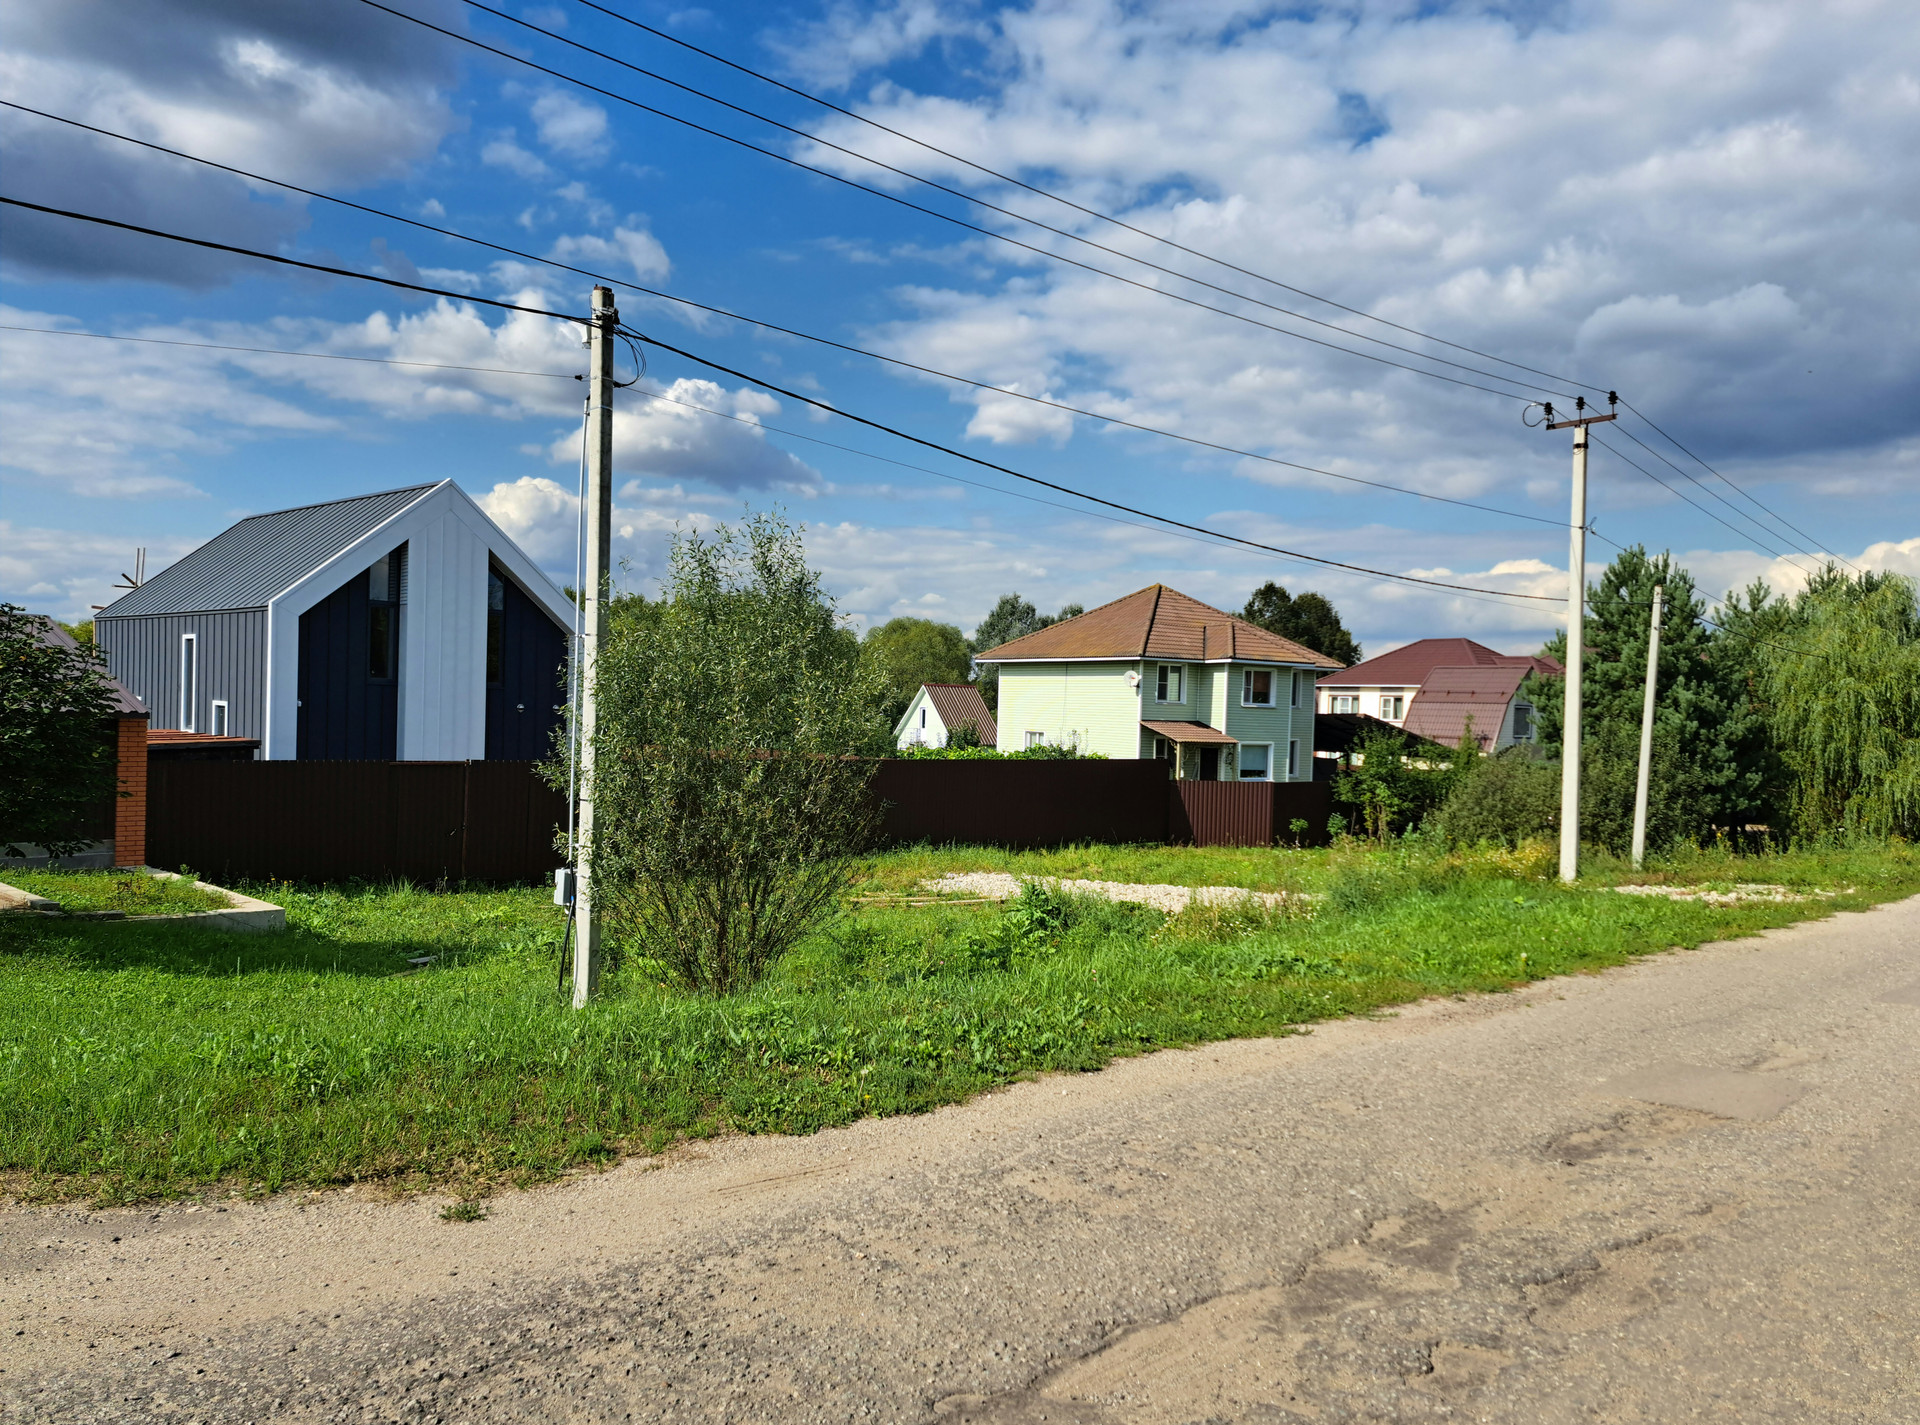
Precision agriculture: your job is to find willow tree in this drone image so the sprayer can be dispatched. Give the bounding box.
[1748,569,1920,840]
[579,514,892,993]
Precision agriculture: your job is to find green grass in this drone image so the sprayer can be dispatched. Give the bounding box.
[1,842,1915,1204]
[3,867,231,916]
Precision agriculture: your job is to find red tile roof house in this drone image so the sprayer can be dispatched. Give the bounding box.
[1317,638,1561,753]
[893,682,998,749]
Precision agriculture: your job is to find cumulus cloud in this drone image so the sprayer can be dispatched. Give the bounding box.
[0,520,200,623]
[529,91,609,161]
[549,226,671,282]
[540,379,820,491]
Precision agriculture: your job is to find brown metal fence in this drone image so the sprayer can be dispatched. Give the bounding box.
[145,757,1327,882]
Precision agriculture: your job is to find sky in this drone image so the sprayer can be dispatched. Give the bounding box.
[3,0,1916,657]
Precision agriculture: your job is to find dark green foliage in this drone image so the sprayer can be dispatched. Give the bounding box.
[1438,747,1560,847]
[582,514,893,993]
[1240,582,1360,666]
[1334,727,1466,839]
[944,718,985,750]
[1526,546,1770,850]
[968,593,1084,712]
[894,741,1104,761]
[0,603,120,858]
[863,617,973,729]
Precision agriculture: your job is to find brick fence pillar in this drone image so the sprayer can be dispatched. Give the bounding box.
[114,715,149,867]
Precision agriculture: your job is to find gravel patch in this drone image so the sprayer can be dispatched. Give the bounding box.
[920,871,1302,914]
[1610,882,1842,905]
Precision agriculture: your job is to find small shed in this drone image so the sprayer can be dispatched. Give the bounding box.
[894,683,997,750]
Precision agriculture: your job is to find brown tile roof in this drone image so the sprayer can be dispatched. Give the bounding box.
[1140,719,1239,744]
[1319,637,1560,687]
[919,683,996,745]
[1400,665,1534,749]
[974,585,1343,668]
[30,616,147,716]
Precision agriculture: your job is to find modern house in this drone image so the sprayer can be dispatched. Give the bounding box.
[894,682,997,750]
[972,584,1342,780]
[1316,637,1559,752]
[95,482,572,762]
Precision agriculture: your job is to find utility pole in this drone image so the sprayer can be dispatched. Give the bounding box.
[1544,393,1617,883]
[1630,583,1665,871]
[573,285,617,1007]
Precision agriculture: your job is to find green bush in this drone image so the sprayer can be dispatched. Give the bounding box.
[0,603,120,858]
[1439,747,1561,848]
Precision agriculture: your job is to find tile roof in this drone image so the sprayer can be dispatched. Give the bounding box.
[31,617,146,715]
[1319,637,1560,687]
[920,683,997,745]
[974,585,1343,668]
[1312,711,1444,757]
[1400,664,1534,749]
[1139,719,1240,744]
[96,483,439,617]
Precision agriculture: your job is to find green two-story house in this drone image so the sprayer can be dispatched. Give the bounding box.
[973,585,1343,780]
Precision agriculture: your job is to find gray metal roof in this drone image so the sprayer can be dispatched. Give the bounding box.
[97,484,438,617]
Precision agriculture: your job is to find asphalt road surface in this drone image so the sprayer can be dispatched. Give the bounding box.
[7,896,1920,1423]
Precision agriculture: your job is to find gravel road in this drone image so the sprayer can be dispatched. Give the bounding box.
[7,896,1920,1423]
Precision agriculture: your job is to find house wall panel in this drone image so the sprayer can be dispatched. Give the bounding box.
[1062,661,1142,758]
[97,609,267,739]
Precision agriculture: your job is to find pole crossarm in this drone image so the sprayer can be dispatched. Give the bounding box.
[1545,413,1618,430]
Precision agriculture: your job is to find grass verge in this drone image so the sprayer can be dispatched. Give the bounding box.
[2,867,230,916]
[1,841,1913,1204]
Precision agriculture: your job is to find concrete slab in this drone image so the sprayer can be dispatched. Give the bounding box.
[1598,1062,1807,1120]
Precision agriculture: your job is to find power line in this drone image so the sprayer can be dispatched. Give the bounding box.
[438,0,1570,400]
[1590,433,1818,577]
[352,0,1550,404]
[621,321,1565,604]
[568,0,1607,398]
[0,323,582,379]
[0,196,581,324]
[0,110,1576,536]
[1615,398,1857,573]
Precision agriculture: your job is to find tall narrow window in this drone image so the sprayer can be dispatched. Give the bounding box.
[1242,669,1273,705]
[178,634,197,731]
[486,568,506,684]
[1290,670,1301,708]
[1288,739,1300,778]
[1156,664,1184,702]
[210,700,228,737]
[368,553,399,681]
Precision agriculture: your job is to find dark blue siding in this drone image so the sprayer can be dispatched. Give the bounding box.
[297,574,399,760]
[485,567,568,760]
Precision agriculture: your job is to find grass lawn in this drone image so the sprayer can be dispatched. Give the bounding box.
[1,867,230,916]
[2,840,1914,1204]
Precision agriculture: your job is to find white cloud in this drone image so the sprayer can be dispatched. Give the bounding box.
[530,91,609,161]
[549,226,671,283]
[0,521,199,622]
[481,134,552,180]
[541,378,819,490]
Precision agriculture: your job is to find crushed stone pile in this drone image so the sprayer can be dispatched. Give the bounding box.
[1610,882,1841,905]
[919,871,1302,914]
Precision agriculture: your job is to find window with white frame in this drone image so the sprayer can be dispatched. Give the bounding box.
[920,707,927,729]
[1241,668,1273,706]
[1025,731,1046,748]
[1379,693,1406,720]
[210,700,229,737]
[1237,742,1272,780]
[178,634,197,732]
[1152,735,1172,761]
[1331,693,1358,714]
[1155,664,1184,702]
[1288,739,1299,778]
[1290,670,1302,708]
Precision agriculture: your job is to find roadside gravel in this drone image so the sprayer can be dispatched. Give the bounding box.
[919,871,1302,913]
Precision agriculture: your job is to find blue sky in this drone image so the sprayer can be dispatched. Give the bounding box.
[4,0,1917,655]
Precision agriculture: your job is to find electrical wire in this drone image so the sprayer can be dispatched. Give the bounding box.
[0,195,582,324]
[620,321,1566,604]
[1590,434,1819,577]
[567,0,1611,399]
[0,193,1571,606]
[433,0,1570,400]
[0,322,582,378]
[0,121,1577,535]
[351,0,1552,404]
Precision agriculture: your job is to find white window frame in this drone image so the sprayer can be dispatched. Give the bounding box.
[178,634,198,732]
[1332,693,1358,715]
[1237,741,1273,781]
[919,707,927,729]
[1025,731,1046,749]
[209,699,229,738]
[1288,739,1300,778]
[1380,694,1405,720]
[1241,668,1274,706]
[1291,670,1302,708]
[1155,663,1185,703]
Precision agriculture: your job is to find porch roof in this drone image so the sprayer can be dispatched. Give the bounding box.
[1140,719,1238,745]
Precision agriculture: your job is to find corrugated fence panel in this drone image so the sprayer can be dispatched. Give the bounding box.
[1170,779,1335,847]
[869,759,1169,848]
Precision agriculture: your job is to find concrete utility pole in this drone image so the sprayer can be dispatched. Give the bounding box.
[1631,583,1665,871]
[1545,395,1617,883]
[573,285,617,1007]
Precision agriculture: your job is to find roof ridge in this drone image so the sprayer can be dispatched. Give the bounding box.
[225,481,442,525]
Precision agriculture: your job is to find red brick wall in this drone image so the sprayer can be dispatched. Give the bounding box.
[114,717,148,867]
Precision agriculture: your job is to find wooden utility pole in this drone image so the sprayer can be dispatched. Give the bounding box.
[1631,583,1665,871]
[573,285,617,1007]
[1545,395,1616,883]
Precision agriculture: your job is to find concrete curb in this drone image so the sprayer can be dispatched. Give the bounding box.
[0,871,286,933]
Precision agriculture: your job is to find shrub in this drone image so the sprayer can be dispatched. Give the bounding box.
[1439,747,1561,848]
[580,514,892,994]
[0,603,120,858]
